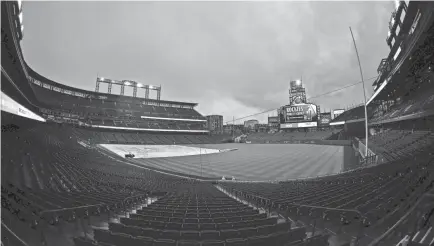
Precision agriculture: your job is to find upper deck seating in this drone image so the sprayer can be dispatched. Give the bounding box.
[30,84,207,121]
[365,130,434,162]
[370,87,434,123]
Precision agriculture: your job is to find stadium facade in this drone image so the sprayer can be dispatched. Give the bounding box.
[205,115,224,134]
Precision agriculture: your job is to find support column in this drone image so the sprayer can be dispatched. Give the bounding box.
[145,88,150,99]
[108,83,112,94]
[120,85,125,96]
[133,86,137,98]
[95,81,100,92]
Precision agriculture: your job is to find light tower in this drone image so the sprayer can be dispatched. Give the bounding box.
[95,77,162,101]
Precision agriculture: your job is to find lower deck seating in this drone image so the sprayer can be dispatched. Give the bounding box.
[75,184,311,246]
[220,149,434,245]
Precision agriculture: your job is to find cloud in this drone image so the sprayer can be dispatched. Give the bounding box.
[21,1,393,123]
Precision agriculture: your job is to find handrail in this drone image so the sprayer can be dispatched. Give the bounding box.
[1,221,30,246]
[226,187,362,216]
[39,203,106,215]
[367,191,428,246]
[39,192,148,215]
[276,202,361,214]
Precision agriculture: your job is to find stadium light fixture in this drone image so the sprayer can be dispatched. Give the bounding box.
[124,81,131,86]
[100,77,105,81]
[17,0,22,10]
[137,83,143,87]
[19,12,23,23]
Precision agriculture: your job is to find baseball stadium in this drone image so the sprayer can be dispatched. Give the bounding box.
[2,1,434,246]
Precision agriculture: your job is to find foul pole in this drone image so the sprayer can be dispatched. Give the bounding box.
[349,27,369,157]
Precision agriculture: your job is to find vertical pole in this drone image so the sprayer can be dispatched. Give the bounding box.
[349,27,369,157]
[95,76,100,92]
[133,85,137,98]
[232,116,235,139]
[200,147,203,177]
[145,87,150,99]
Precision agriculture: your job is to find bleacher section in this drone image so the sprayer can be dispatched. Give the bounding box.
[246,130,336,143]
[73,128,229,145]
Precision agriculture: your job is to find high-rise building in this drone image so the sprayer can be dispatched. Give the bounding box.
[268,116,279,130]
[206,115,223,134]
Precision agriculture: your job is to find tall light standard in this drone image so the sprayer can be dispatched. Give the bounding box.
[349,27,369,157]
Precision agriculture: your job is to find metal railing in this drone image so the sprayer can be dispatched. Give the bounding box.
[368,186,434,246]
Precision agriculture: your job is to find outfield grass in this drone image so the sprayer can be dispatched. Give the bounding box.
[127,143,344,181]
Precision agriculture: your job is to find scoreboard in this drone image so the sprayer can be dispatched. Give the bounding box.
[279,103,318,128]
[282,103,318,122]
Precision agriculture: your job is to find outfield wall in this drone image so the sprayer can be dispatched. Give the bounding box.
[248,139,351,146]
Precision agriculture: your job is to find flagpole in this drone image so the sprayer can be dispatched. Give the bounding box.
[349,27,369,157]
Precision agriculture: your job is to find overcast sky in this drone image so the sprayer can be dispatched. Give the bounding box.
[21,1,394,124]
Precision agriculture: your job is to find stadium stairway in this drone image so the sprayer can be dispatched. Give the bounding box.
[73,183,320,246]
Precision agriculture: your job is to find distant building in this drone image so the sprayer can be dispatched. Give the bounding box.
[255,124,268,132]
[244,119,259,132]
[268,116,279,131]
[332,109,345,120]
[223,124,243,135]
[206,115,223,134]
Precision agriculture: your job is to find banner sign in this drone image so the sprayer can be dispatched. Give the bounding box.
[280,122,318,128]
[1,91,45,122]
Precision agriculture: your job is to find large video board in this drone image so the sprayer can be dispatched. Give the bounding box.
[281,103,318,123]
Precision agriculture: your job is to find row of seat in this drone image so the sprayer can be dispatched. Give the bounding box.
[367,130,433,162]
[76,226,307,246]
[75,128,228,145]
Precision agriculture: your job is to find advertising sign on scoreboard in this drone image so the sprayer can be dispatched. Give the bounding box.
[319,112,331,125]
[283,103,318,123]
[280,122,318,129]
